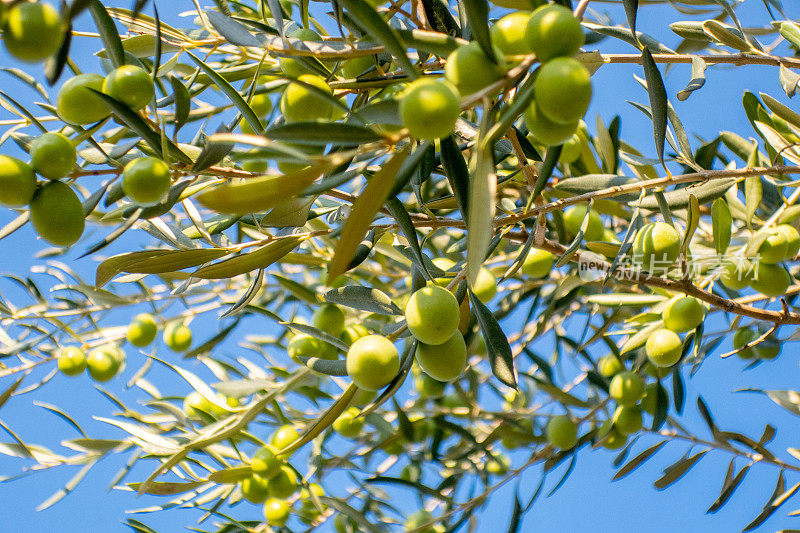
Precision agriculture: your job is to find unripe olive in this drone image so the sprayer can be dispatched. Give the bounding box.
[280,74,333,122]
[597,354,623,377]
[598,419,627,450]
[251,444,283,478]
[58,346,87,376]
[662,296,704,333]
[490,12,532,57]
[559,134,583,163]
[29,133,76,180]
[524,100,579,146]
[486,453,510,476]
[332,406,364,437]
[608,371,644,407]
[86,346,122,382]
[270,425,300,450]
[546,414,578,450]
[126,313,158,347]
[163,323,192,352]
[612,405,642,435]
[521,249,555,278]
[749,262,791,297]
[263,497,290,526]
[311,303,346,336]
[405,285,460,345]
[632,222,681,274]
[777,224,800,259]
[640,382,662,415]
[416,331,467,382]
[288,334,338,361]
[0,155,36,207]
[3,3,63,63]
[102,65,154,110]
[525,4,585,62]
[241,474,269,503]
[346,334,400,391]
[444,42,505,96]
[757,229,788,264]
[645,328,683,368]
[267,465,298,499]
[719,260,751,291]
[341,323,370,345]
[472,267,497,303]
[29,181,85,247]
[563,205,604,241]
[732,328,757,359]
[533,58,591,125]
[122,157,171,205]
[399,79,460,140]
[56,74,110,125]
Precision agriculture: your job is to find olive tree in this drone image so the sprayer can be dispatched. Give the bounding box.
[1,0,800,531]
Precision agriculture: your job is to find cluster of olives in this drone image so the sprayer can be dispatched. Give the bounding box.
[128,313,193,352]
[57,344,125,382]
[0,134,84,246]
[521,5,592,146]
[239,425,330,527]
[719,224,798,297]
[732,327,781,360]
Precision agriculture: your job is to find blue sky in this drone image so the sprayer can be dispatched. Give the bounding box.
[2,0,800,532]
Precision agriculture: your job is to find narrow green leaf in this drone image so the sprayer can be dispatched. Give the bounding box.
[467,143,496,287]
[677,56,706,101]
[96,248,230,287]
[264,122,382,146]
[641,47,668,165]
[324,286,402,315]
[654,450,708,490]
[708,463,750,514]
[462,0,496,62]
[711,198,732,254]
[622,0,639,41]
[328,147,410,280]
[440,135,470,218]
[192,236,305,279]
[612,441,667,481]
[469,289,516,389]
[89,0,125,68]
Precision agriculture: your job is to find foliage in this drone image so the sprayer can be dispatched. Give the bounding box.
[1,0,800,531]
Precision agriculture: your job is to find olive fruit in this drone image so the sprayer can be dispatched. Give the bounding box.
[645,328,683,368]
[632,222,681,274]
[662,296,704,333]
[533,58,591,125]
[346,334,400,391]
[563,204,604,241]
[164,323,192,352]
[56,74,110,125]
[297,483,326,523]
[749,262,791,297]
[777,224,800,259]
[399,78,460,140]
[29,133,76,180]
[30,181,85,246]
[416,331,467,382]
[414,368,447,399]
[0,155,36,207]
[2,3,63,63]
[251,444,283,478]
[444,42,505,96]
[490,12,532,57]
[183,391,213,418]
[57,346,87,376]
[525,4,584,62]
[612,405,643,435]
[640,382,662,415]
[126,313,158,347]
[270,425,299,451]
[287,333,337,361]
[472,267,497,303]
[559,134,583,163]
[522,248,555,278]
[332,406,364,438]
[546,414,578,450]
[122,157,171,205]
[405,510,443,533]
[719,260,751,291]
[267,465,298,499]
[102,65,154,110]
[341,323,370,345]
[598,419,626,450]
[405,285,460,345]
[263,497,290,526]
[757,229,788,264]
[311,303,346,336]
[241,475,269,503]
[279,28,322,78]
[524,100,579,146]
[597,354,623,377]
[86,346,123,382]
[486,453,510,476]
[733,328,757,359]
[608,371,644,407]
[280,74,333,122]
